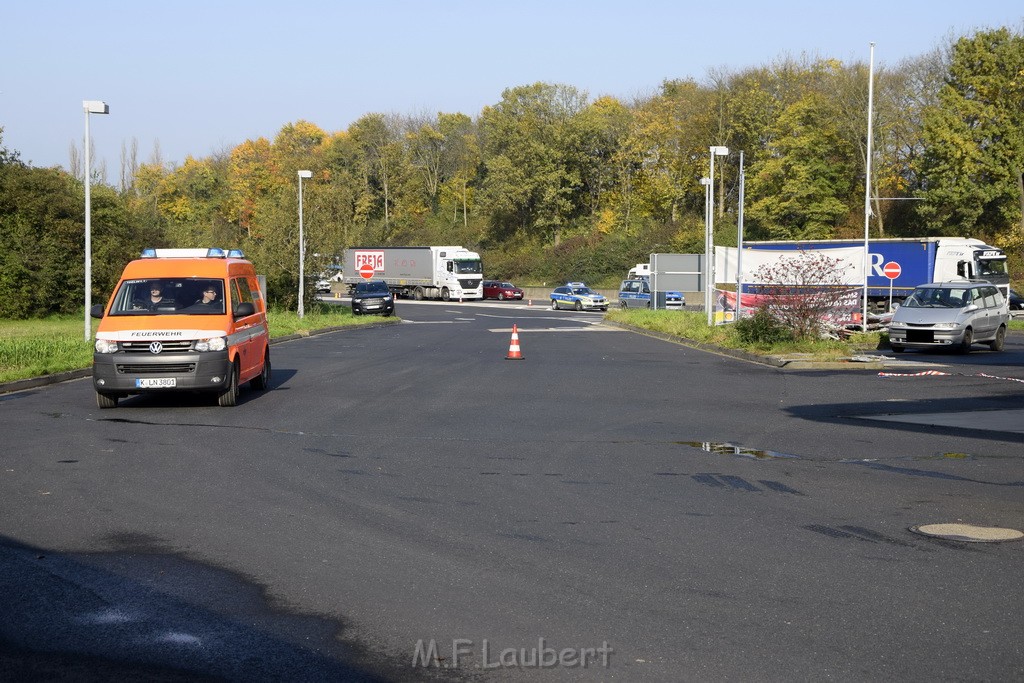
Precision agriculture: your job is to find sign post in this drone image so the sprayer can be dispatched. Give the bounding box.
[882,261,901,311]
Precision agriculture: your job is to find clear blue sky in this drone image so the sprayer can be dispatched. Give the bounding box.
[2,1,1021,173]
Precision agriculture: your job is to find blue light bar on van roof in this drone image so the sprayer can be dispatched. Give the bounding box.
[205,248,246,258]
[139,248,245,259]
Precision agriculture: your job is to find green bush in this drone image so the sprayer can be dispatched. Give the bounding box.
[734,308,793,346]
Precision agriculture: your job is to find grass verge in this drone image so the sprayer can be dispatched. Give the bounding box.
[607,309,1024,359]
[607,309,882,360]
[0,304,385,384]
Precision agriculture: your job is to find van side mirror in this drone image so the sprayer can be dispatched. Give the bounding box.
[234,302,256,318]
[90,304,105,319]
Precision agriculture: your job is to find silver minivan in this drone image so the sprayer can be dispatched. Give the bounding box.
[888,282,1009,353]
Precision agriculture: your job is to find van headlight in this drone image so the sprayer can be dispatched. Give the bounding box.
[934,322,959,329]
[95,339,118,353]
[195,336,227,352]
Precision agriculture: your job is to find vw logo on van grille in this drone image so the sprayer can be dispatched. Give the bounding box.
[149,341,163,354]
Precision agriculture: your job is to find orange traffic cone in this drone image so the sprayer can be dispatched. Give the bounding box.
[505,323,524,360]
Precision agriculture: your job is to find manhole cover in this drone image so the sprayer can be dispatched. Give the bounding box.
[910,523,1023,543]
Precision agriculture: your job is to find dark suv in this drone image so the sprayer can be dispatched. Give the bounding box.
[350,280,395,316]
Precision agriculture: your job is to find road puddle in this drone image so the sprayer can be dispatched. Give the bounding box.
[677,441,800,459]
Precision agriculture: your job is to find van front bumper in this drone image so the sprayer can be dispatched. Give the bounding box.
[887,326,965,347]
[93,350,232,393]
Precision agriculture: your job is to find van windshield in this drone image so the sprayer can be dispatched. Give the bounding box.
[904,287,970,309]
[107,278,226,315]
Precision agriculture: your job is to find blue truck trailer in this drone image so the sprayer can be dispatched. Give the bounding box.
[743,238,1010,310]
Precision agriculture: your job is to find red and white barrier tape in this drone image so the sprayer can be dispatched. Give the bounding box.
[978,372,1024,384]
[879,370,1024,383]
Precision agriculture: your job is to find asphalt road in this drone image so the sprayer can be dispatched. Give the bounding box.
[2,300,1022,681]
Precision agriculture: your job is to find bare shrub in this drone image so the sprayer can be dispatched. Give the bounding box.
[747,250,858,340]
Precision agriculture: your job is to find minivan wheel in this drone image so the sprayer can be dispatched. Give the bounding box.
[96,392,118,409]
[989,325,1006,352]
[958,328,974,354]
[251,351,271,390]
[217,362,239,407]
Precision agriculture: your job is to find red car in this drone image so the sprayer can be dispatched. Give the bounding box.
[483,280,524,300]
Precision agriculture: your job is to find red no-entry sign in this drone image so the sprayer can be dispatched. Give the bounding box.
[358,263,375,279]
[882,261,901,280]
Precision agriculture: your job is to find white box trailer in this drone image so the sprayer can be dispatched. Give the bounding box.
[341,246,484,301]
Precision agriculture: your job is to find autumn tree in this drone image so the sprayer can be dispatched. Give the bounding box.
[226,138,276,238]
[349,113,408,240]
[155,155,227,246]
[915,27,1024,242]
[628,79,714,225]
[436,112,480,229]
[745,86,859,240]
[0,131,158,317]
[478,82,590,244]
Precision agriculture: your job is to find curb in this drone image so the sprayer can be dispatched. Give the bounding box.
[604,321,886,370]
[0,368,94,396]
[0,319,401,396]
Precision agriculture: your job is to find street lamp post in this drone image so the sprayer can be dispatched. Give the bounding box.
[700,177,712,321]
[706,146,729,325]
[297,170,312,318]
[83,100,109,341]
[736,151,746,321]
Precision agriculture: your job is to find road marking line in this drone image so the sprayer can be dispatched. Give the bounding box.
[488,327,625,333]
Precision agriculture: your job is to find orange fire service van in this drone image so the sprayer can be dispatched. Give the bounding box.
[90,248,271,408]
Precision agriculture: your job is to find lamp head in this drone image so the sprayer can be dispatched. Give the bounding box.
[83,100,109,114]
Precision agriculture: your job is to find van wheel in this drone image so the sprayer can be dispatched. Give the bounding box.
[988,325,1006,351]
[217,362,239,407]
[251,351,271,390]
[96,392,118,409]
[957,328,974,354]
